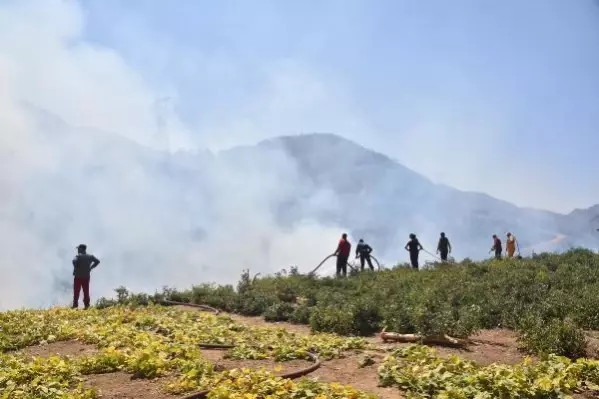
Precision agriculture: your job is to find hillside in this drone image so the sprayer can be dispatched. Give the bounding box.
[7,251,599,398]
[225,133,599,257]
[3,108,599,309]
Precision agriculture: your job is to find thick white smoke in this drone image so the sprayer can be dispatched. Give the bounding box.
[0,0,347,310]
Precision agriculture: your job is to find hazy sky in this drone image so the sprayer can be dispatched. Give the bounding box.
[8,0,599,212]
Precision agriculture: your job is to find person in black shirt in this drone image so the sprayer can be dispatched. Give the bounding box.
[405,233,423,269]
[72,244,100,309]
[490,235,502,260]
[355,239,374,271]
[436,232,451,261]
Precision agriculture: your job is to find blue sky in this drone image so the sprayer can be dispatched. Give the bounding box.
[8,0,599,212]
[0,0,598,305]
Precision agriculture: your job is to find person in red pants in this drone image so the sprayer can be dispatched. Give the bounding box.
[72,244,100,309]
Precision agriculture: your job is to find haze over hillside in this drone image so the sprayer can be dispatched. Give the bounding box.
[2,106,599,310]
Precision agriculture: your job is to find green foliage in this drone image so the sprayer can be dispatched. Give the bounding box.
[289,304,313,324]
[518,316,588,359]
[263,302,295,322]
[379,344,599,398]
[99,249,599,358]
[0,306,369,398]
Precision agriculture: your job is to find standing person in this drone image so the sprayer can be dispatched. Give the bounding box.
[436,232,452,262]
[490,235,502,260]
[405,233,423,269]
[355,239,374,271]
[72,244,100,309]
[506,232,519,258]
[334,233,351,277]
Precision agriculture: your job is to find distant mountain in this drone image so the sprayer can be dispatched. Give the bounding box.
[4,112,599,308]
[223,133,599,258]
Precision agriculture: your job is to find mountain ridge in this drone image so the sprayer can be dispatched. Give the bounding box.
[230,132,599,256]
[16,108,599,264]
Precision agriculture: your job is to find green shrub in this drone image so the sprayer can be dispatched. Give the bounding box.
[98,249,599,358]
[234,291,275,316]
[310,306,356,336]
[263,302,295,322]
[289,305,313,324]
[348,300,382,336]
[518,316,587,359]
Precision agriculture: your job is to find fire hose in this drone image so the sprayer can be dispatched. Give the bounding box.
[309,253,382,275]
[161,300,221,315]
[421,248,455,264]
[160,301,322,399]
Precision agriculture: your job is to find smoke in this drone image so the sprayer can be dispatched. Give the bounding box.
[1,1,596,310]
[0,0,347,310]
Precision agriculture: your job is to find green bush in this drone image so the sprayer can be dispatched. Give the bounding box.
[289,305,313,324]
[518,316,588,359]
[98,249,599,358]
[347,300,382,336]
[309,306,356,336]
[263,302,295,322]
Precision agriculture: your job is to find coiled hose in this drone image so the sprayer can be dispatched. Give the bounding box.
[160,301,322,399]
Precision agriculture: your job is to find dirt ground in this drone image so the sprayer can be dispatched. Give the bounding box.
[13,306,565,398]
[17,340,98,359]
[84,372,176,399]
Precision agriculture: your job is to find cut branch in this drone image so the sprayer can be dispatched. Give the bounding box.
[380,328,468,348]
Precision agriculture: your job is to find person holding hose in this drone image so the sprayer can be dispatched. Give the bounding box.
[436,232,452,262]
[355,239,374,271]
[490,235,502,260]
[334,233,351,277]
[506,232,519,258]
[72,244,100,309]
[405,233,423,269]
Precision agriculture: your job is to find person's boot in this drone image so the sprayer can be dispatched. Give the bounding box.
[72,303,78,309]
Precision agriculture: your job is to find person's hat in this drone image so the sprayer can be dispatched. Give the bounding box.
[359,239,364,243]
[76,244,87,250]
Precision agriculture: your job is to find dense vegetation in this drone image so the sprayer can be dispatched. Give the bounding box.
[379,344,599,398]
[102,249,599,358]
[6,250,599,398]
[0,306,372,398]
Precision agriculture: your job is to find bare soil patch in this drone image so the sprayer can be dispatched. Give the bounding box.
[440,329,525,366]
[85,373,175,399]
[585,331,599,358]
[17,340,98,359]
[307,352,400,399]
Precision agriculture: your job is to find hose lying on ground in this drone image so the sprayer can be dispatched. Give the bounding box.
[160,300,221,315]
[179,351,321,399]
[161,302,322,399]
